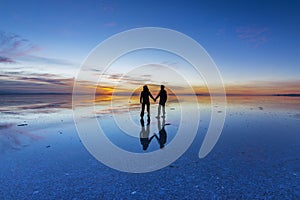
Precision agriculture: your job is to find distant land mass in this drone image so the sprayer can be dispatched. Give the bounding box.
[272,94,300,97]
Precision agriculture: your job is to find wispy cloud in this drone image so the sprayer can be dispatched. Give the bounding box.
[99,1,117,12]
[0,56,14,63]
[236,25,269,47]
[101,73,153,86]
[0,71,73,94]
[0,31,41,63]
[18,55,76,66]
[1,71,73,84]
[103,22,118,27]
[226,80,300,95]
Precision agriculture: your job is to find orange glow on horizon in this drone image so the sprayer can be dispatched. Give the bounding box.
[89,80,299,96]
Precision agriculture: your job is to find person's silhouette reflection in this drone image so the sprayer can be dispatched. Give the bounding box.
[154,117,167,149]
[140,118,155,151]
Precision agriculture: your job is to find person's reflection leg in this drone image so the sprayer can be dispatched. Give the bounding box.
[147,116,150,125]
[140,119,151,151]
[146,123,150,134]
[157,115,161,131]
[140,118,144,127]
[155,116,167,149]
[156,104,161,118]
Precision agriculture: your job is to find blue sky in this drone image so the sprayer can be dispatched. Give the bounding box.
[0,0,299,93]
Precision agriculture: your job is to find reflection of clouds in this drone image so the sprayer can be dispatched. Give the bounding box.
[0,123,42,154]
[18,102,71,111]
[0,95,72,117]
[94,103,141,115]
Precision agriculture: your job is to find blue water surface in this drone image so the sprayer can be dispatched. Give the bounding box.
[0,95,299,199]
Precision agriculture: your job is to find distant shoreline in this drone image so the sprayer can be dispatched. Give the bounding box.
[0,92,299,97]
[0,92,72,95]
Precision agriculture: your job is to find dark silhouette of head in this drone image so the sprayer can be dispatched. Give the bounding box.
[143,85,149,91]
[161,85,165,90]
[143,144,149,151]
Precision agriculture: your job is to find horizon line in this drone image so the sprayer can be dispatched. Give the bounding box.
[0,92,299,97]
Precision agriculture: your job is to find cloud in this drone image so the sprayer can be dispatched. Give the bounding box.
[236,26,269,47]
[226,80,300,95]
[0,31,40,63]
[0,56,14,63]
[99,73,153,87]
[216,28,226,37]
[19,55,76,66]
[103,22,118,27]
[0,71,74,85]
[0,71,74,94]
[99,1,117,12]
[16,77,73,86]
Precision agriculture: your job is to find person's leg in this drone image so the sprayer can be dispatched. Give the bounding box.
[162,105,166,117]
[140,103,145,117]
[146,103,150,117]
[157,104,161,117]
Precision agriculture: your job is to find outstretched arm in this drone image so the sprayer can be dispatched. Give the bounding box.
[149,135,155,142]
[155,91,161,101]
[149,92,155,101]
[165,91,167,102]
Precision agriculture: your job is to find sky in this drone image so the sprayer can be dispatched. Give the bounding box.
[0,0,299,94]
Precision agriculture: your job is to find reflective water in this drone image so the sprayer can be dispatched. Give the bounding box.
[0,95,299,198]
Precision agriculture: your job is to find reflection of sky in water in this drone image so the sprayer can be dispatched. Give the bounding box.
[1,94,299,154]
[0,95,72,123]
[0,95,299,198]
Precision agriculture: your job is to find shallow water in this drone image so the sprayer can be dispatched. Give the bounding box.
[0,95,299,199]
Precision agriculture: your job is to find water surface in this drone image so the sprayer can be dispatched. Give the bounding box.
[0,95,299,199]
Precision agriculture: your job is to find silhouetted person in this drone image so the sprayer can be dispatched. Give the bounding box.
[140,85,155,118]
[155,85,167,118]
[140,118,155,151]
[154,117,167,149]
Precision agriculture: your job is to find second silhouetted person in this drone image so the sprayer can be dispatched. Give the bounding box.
[155,85,167,118]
